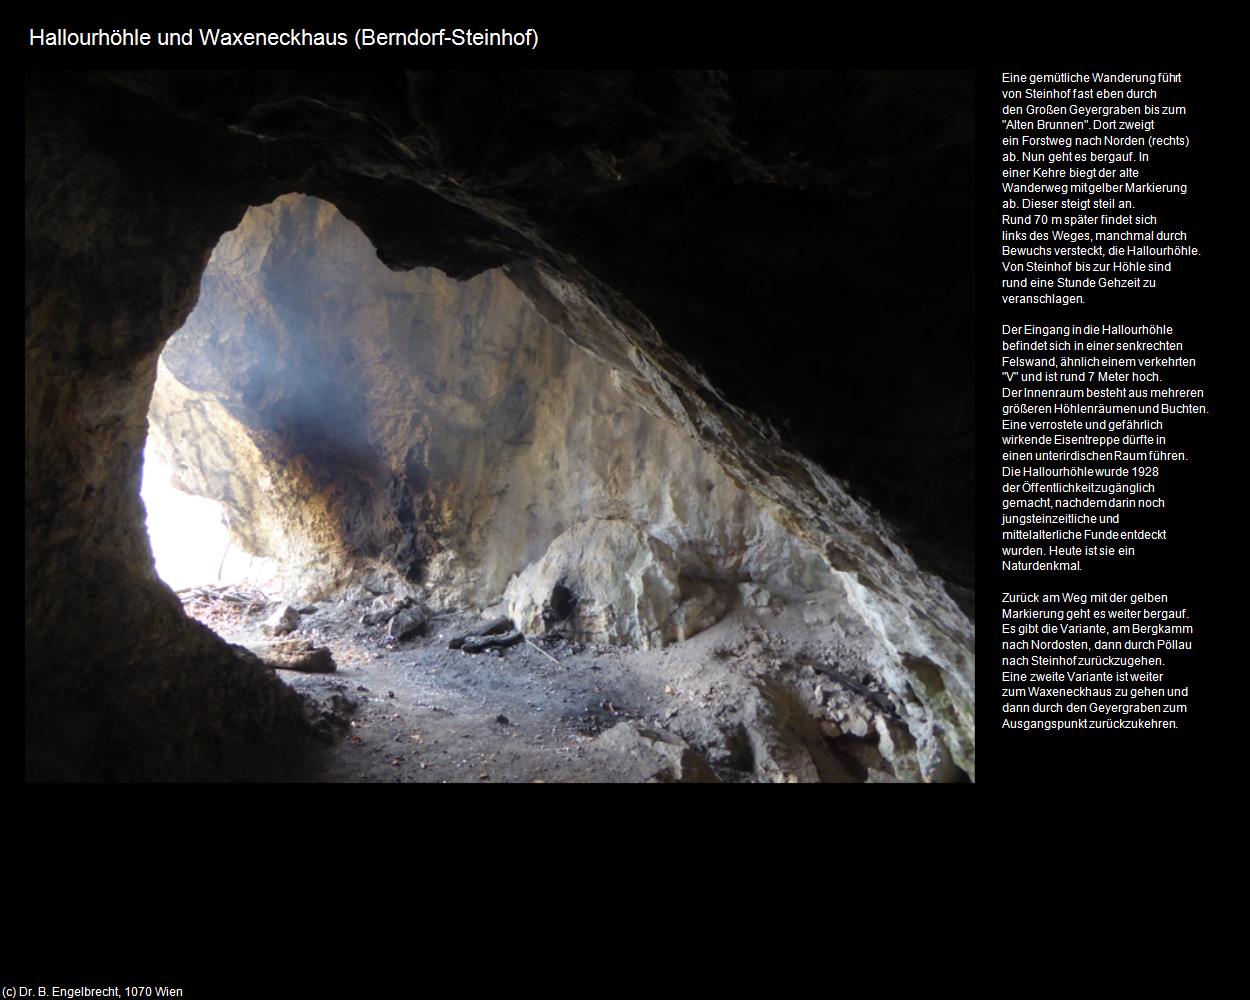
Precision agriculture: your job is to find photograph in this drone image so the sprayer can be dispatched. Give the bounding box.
[25,66,976,783]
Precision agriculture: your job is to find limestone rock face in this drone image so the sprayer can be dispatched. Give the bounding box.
[503,521,738,648]
[151,195,834,640]
[504,520,682,648]
[146,363,357,600]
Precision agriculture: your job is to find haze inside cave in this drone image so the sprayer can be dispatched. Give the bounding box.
[121,191,972,783]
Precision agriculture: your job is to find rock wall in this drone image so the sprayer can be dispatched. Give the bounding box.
[152,195,834,640]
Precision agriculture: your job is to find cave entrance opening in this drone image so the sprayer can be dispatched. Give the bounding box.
[112,178,972,784]
[140,429,280,597]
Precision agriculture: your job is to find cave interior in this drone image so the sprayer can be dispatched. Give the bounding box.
[25,70,974,782]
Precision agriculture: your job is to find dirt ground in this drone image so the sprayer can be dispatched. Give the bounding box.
[189,589,916,783]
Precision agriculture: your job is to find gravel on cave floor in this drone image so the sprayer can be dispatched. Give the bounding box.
[192,594,859,783]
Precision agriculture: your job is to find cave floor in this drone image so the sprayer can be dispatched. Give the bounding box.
[189,590,898,783]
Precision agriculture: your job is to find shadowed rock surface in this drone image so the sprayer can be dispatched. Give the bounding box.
[25,71,973,781]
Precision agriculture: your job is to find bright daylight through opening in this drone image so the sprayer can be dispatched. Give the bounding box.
[140,432,278,596]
